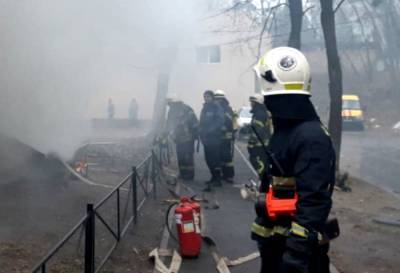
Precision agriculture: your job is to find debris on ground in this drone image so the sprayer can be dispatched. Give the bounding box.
[392,121,400,133]
[335,171,352,192]
[331,178,400,273]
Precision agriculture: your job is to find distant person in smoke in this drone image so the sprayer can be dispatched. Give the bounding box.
[108,98,115,119]
[129,98,138,120]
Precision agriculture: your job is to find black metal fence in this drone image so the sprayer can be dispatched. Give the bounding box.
[31,145,168,273]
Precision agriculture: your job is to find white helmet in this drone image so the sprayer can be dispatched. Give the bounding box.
[214,89,226,98]
[166,93,180,103]
[249,94,264,104]
[254,47,311,96]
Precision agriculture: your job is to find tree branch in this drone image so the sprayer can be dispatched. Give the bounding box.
[303,5,315,15]
[198,0,251,21]
[271,3,289,10]
[334,0,347,13]
[256,3,286,59]
[257,15,270,59]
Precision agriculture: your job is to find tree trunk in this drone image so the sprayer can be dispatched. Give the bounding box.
[320,0,343,170]
[152,72,170,132]
[362,1,398,88]
[151,46,178,135]
[288,0,303,49]
[349,2,373,81]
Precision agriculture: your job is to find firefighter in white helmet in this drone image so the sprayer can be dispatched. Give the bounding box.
[165,93,199,180]
[247,94,270,179]
[199,90,225,190]
[214,89,225,98]
[251,47,336,273]
[214,89,235,183]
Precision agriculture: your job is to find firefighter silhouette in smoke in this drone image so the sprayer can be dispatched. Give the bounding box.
[128,98,138,120]
[214,89,235,183]
[247,93,270,179]
[251,47,336,273]
[199,90,225,191]
[107,98,115,119]
[165,94,199,180]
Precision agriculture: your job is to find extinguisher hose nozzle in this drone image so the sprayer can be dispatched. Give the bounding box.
[166,202,179,243]
[202,235,216,247]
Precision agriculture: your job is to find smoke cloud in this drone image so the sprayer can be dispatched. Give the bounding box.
[0,0,200,159]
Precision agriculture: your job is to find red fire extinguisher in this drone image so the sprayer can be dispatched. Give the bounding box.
[174,196,202,257]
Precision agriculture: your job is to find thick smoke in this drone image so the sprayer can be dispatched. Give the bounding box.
[0,0,199,159]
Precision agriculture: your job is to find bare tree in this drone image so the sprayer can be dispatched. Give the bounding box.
[320,0,343,169]
[288,0,303,49]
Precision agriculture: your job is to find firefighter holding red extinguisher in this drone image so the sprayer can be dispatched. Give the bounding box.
[251,47,336,273]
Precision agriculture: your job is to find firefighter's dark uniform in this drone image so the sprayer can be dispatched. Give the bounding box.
[251,96,335,273]
[166,102,199,180]
[217,98,235,181]
[248,102,270,178]
[199,100,224,183]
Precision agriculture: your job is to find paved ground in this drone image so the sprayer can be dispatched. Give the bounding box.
[341,130,400,195]
[164,146,261,273]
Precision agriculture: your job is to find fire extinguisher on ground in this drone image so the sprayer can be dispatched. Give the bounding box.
[167,196,202,258]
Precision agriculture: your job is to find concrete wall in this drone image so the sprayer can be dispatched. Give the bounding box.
[169,12,266,113]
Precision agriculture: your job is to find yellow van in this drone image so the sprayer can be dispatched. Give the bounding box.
[342,94,364,130]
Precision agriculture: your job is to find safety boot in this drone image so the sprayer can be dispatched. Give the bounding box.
[224,177,234,184]
[203,177,222,192]
[202,180,213,192]
[211,179,222,187]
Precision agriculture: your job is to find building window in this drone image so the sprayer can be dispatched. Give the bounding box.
[196,45,221,63]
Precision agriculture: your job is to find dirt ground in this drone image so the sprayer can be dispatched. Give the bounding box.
[331,178,400,273]
[0,132,165,273]
[0,187,170,273]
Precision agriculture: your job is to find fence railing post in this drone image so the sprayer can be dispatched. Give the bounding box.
[166,140,171,164]
[151,150,157,199]
[85,204,95,273]
[116,188,121,241]
[158,142,163,166]
[131,167,138,224]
